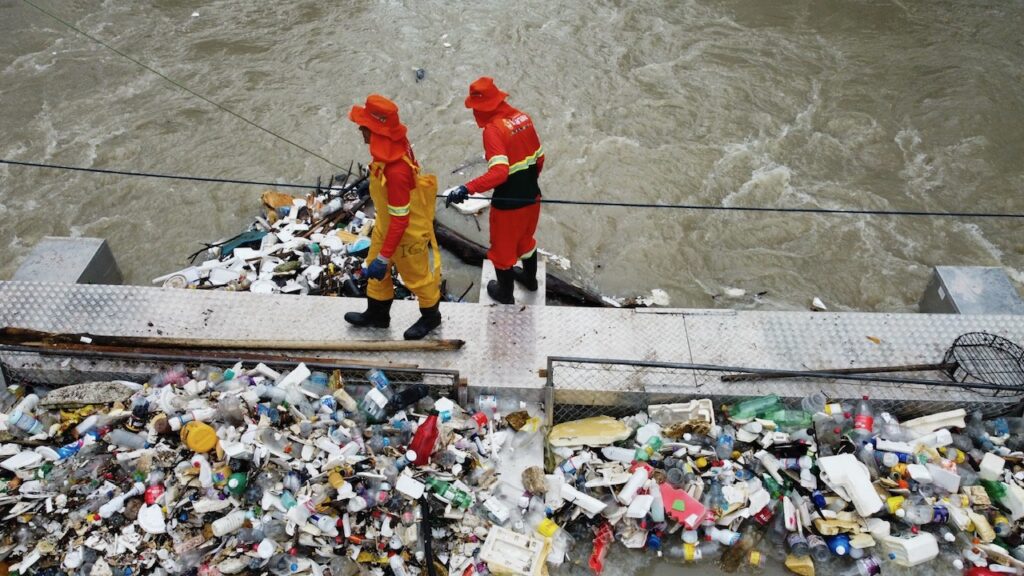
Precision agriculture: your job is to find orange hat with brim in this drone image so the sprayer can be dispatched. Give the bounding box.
[349,94,408,142]
[464,76,508,112]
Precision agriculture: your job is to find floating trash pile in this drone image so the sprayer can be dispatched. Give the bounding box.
[1,362,1022,575]
[154,172,413,298]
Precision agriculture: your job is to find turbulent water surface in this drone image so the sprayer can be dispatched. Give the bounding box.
[1,0,1023,310]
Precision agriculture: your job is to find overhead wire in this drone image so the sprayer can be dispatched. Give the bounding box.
[4,158,1024,219]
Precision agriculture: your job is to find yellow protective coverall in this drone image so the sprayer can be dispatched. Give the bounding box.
[365,156,442,307]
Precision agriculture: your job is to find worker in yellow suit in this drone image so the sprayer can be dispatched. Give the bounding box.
[345,94,442,340]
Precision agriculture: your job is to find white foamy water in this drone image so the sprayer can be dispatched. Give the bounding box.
[0,0,1021,311]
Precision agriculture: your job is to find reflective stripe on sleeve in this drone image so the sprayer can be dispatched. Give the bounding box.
[388,203,411,216]
[508,146,544,175]
[488,155,509,168]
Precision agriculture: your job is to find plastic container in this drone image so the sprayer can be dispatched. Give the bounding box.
[408,412,439,466]
[7,409,44,435]
[106,428,148,450]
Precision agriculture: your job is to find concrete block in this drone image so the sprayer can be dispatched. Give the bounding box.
[13,237,123,285]
[919,266,1024,315]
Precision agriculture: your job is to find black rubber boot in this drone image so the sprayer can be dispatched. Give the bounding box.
[512,252,539,291]
[487,268,516,305]
[404,303,442,340]
[344,297,392,328]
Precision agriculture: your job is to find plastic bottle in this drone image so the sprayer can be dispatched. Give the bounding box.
[7,409,44,435]
[148,364,189,387]
[807,534,830,563]
[827,534,851,556]
[852,395,874,442]
[106,428,148,450]
[649,479,666,523]
[286,491,329,526]
[212,509,248,536]
[360,369,394,421]
[716,426,736,459]
[394,450,417,472]
[765,409,813,431]
[389,554,410,576]
[408,411,439,466]
[727,395,782,420]
[617,463,651,505]
[424,477,473,509]
[558,452,592,476]
[705,525,741,546]
[635,435,663,461]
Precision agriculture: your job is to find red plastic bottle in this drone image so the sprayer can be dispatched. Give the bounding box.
[408,411,439,466]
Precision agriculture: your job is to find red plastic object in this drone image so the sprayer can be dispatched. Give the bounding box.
[963,569,1000,576]
[408,412,439,466]
[144,483,165,505]
[589,523,614,575]
[660,483,708,529]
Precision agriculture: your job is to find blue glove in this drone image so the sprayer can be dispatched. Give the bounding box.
[445,185,470,208]
[364,256,390,280]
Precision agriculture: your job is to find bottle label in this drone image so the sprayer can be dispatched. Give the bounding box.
[853,414,874,432]
[823,403,842,415]
[752,505,774,525]
[858,557,881,576]
[748,551,762,566]
[366,388,388,409]
[930,506,949,524]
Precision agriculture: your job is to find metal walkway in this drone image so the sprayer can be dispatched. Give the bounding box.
[1,280,1022,405]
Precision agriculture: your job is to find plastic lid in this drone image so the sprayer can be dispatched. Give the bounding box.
[862,395,869,400]
[180,421,218,453]
[405,449,418,462]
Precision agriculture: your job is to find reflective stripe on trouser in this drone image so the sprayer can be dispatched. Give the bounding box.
[488,199,540,270]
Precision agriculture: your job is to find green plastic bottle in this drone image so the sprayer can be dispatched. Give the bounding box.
[764,409,812,430]
[425,477,473,509]
[726,395,782,420]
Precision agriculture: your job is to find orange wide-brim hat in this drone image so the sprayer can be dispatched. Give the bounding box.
[464,76,508,112]
[349,94,408,142]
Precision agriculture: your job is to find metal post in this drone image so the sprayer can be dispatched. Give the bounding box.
[545,357,555,427]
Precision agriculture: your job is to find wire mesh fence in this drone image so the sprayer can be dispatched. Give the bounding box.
[0,345,464,405]
[544,356,1024,425]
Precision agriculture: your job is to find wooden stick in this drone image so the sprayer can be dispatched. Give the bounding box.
[0,327,464,352]
[3,341,420,369]
[720,362,956,382]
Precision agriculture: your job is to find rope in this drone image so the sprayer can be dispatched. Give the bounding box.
[19,0,347,171]
[5,157,1024,219]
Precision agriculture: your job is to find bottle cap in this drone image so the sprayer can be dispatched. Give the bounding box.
[181,421,218,453]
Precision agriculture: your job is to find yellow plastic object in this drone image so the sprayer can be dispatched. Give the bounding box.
[785,553,815,576]
[335,230,359,243]
[547,416,631,448]
[536,518,560,538]
[261,191,296,210]
[181,421,219,453]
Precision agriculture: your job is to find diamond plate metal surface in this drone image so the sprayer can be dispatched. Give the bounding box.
[1,281,1022,406]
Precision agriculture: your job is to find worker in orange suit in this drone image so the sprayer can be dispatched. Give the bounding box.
[446,77,544,304]
[346,94,442,340]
